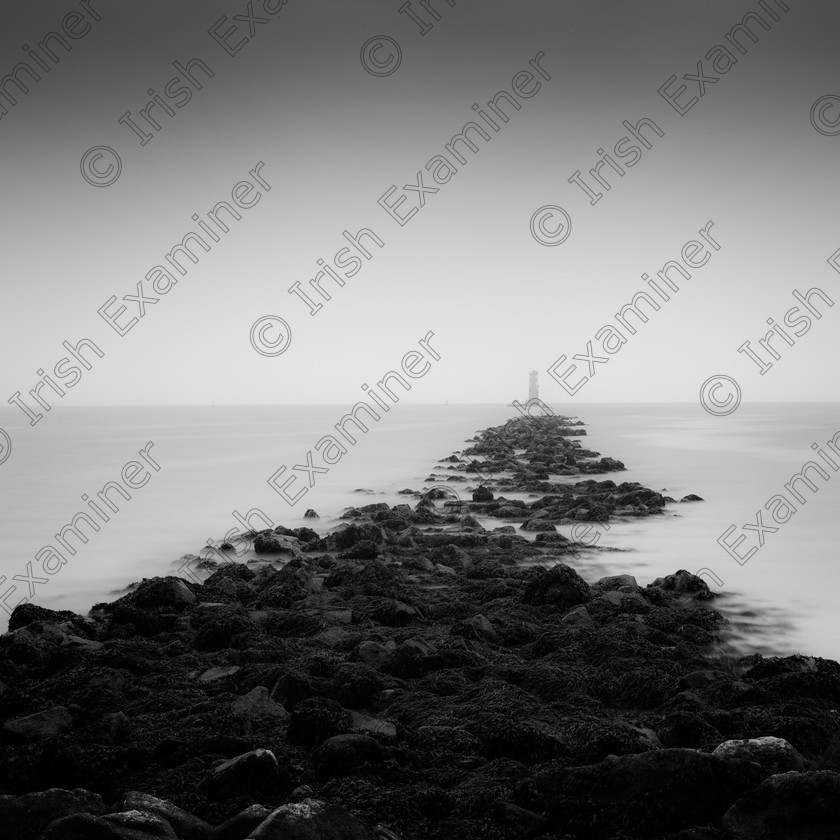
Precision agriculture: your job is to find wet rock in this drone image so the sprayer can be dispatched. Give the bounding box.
[212,804,271,840]
[561,605,594,628]
[357,640,394,669]
[286,698,352,747]
[123,577,197,609]
[231,686,289,721]
[522,563,591,609]
[536,747,767,838]
[200,749,282,799]
[452,614,499,644]
[713,736,806,774]
[382,637,437,678]
[722,770,840,839]
[650,570,714,600]
[0,788,106,840]
[3,705,73,742]
[472,486,494,502]
[117,793,211,840]
[313,733,385,779]
[249,798,376,839]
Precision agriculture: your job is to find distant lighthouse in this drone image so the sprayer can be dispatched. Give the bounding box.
[529,370,539,402]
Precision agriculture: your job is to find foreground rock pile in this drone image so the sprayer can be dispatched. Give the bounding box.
[1,416,839,839]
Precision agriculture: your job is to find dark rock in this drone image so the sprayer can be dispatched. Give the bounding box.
[722,770,840,839]
[713,736,806,775]
[679,494,704,502]
[522,563,591,608]
[3,705,73,742]
[200,749,282,799]
[304,509,319,518]
[117,793,211,840]
[0,788,106,840]
[472,486,494,502]
[536,747,768,838]
[211,804,271,840]
[286,698,352,747]
[313,733,385,779]
[249,798,376,839]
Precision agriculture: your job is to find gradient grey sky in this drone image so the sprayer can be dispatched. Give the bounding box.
[1,0,839,405]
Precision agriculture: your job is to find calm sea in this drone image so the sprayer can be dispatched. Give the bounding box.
[1,403,837,660]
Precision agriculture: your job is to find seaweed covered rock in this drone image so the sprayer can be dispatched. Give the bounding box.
[249,798,376,839]
[722,770,840,839]
[532,748,768,838]
[521,563,591,608]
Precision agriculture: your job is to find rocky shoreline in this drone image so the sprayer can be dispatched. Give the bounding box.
[2,414,839,839]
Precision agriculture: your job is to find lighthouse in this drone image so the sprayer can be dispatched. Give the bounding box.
[529,370,539,402]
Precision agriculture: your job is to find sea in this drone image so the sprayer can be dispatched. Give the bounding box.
[1,403,838,661]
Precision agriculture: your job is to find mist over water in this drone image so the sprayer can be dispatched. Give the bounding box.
[1,402,837,661]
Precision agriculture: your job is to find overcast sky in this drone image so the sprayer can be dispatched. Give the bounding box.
[1,0,839,405]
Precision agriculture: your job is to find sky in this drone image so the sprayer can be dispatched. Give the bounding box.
[1,0,839,406]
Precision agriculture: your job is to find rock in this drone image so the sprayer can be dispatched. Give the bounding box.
[313,734,385,779]
[0,788,106,840]
[452,614,499,643]
[562,605,594,628]
[596,574,640,592]
[118,793,211,840]
[248,798,376,839]
[8,602,82,631]
[212,804,271,840]
[304,509,319,518]
[382,637,436,678]
[722,770,840,839]
[357,640,394,669]
[349,711,397,741]
[650,570,713,600]
[127,577,197,609]
[287,698,352,747]
[538,747,767,839]
[201,749,282,799]
[522,563,591,609]
[3,705,73,742]
[103,810,180,838]
[472,486,494,502]
[197,665,241,683]
[41,810,179,839]
[231,687,289,721]
[679,494,704,502]
[713,736,806,775]
[519,520,557,532]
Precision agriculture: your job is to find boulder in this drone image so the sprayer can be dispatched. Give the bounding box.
[0,788,106,840]
[117,793,211,840]
[713,736,806,775]
[313,734,385,779]
[231,687,289,721]
[522,563,591,609]
[3,705,73,742]
[537,747,767,838]
[286,698,351,747]
[248,798,376,839]
[200,749,282,799]
[722,770,840,839]
[213,805,271,840]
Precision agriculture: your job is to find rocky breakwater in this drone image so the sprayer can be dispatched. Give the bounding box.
[1,415,839,840]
